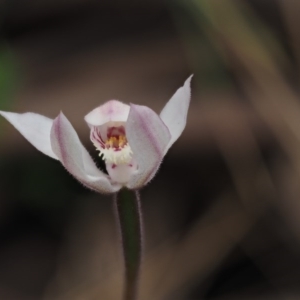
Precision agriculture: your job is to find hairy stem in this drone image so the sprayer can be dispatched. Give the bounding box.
[114,189,143,300]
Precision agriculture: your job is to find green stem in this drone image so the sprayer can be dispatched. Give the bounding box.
[114,189,143,300]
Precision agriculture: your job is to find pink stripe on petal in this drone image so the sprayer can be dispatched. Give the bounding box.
[126,104,171,189]
[51,112,121,194]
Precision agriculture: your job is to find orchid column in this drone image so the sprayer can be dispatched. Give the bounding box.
[0,76,192,300]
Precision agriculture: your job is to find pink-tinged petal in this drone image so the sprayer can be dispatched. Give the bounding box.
[50,112,121,193]
[0,111,58,159]
[106,160,138,184]
[160,75,192,153]
[84,100,130,127]
[126,104,171,189]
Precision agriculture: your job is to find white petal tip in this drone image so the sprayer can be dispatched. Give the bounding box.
[159,75,193,154]
[186,74,194,83]
[184,75,193,93]
[0,110,59,160]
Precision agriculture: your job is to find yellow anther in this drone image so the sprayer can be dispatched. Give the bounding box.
[105,135,128,149]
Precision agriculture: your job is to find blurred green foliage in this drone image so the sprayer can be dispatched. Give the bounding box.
[1,155,89,233]
[169,0,233,92]
[0,43,17,121]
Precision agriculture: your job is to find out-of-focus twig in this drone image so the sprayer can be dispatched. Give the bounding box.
[190,0,300,241]
[280,0,300,77]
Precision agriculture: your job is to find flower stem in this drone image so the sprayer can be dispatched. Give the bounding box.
[114,189,143,300]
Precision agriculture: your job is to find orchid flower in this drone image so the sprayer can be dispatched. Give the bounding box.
[0,76,192,193]
[1,76,192,300]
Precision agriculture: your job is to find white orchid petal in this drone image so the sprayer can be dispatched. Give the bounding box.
[51,112,121,193]
[106,161,137,185]
[84,100,130,127]
[126,104,171,189]
[160,75,192,154]
[0,111,58,159]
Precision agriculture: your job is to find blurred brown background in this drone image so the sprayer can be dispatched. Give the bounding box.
[1,0,300,299]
